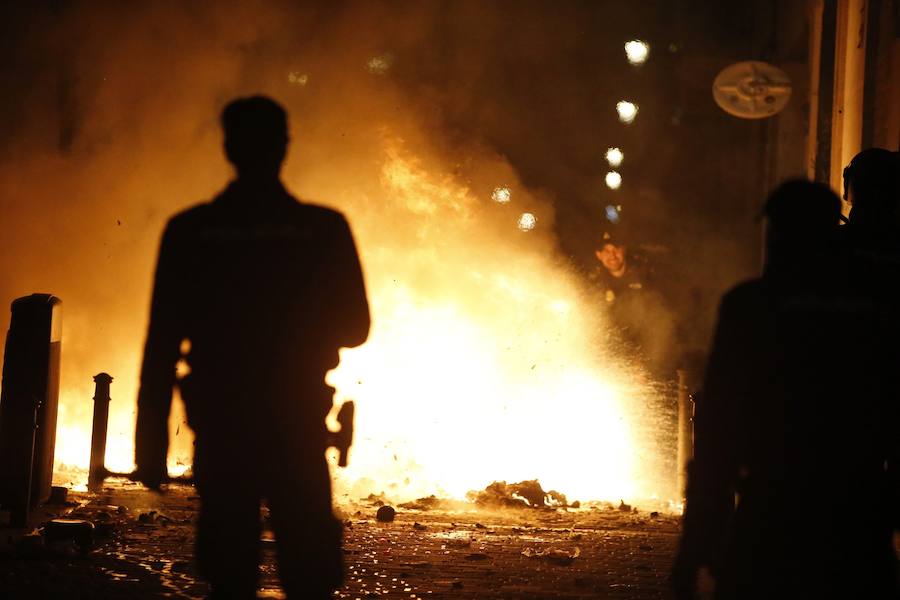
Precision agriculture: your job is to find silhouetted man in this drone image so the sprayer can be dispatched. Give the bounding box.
[843,147,900,541]
[843,148,900,302]
[673,180,899,599]
[134,96,370,599]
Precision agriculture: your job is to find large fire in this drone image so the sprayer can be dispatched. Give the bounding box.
[49,134,669,504]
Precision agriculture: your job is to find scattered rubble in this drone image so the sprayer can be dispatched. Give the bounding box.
[398,495,446,511]
[521,546,581,566]
[375,505,396,522]
[467,480,570,508]
[43,518,95,552]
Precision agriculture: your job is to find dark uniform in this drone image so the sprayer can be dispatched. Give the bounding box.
[135,178,369,598]
[674,181,899,599]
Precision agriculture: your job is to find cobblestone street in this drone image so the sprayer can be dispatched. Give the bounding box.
[0,481,681,599]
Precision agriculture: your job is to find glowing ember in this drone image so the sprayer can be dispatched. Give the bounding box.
[624,40,650,65]
[367,53,394,75]
[605,147,624,168]
[517,212,537,231]
[492,186,512,203]
[616,101,639,124]
[605,171,622,190]
[287,71,309,86]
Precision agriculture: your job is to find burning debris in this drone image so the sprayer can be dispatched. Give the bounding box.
[467,480,570,509]
[398,495,451,511]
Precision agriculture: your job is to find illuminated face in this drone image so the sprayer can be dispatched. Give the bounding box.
[595,243,626,275]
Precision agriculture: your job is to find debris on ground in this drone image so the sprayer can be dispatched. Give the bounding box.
[47,486,69,505]
[375,505,396,522]
[363,492,387,507]
[43,518,95,551]
[521,546,581,565]
[465,552,490,561]
[412,522,427,531]
[398,495,447,511]
[467,480,570,508]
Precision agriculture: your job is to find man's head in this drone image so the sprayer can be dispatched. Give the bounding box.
[595,240,627,277]
[843,148,899,227]
[221,96,289,178]
[762,179,841,272]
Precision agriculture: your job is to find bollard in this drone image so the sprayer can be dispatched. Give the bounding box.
[675,369,694,500]
[0,294,62,527]
[88,373,113,492]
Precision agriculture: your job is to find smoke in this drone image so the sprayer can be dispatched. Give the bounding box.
[0,1,690,501]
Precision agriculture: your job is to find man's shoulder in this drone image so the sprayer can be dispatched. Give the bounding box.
[292,201,350,227]
[165,202,216,232]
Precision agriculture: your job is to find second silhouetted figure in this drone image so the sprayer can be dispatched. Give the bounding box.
[673,180,898,599]
[134,96,370,599]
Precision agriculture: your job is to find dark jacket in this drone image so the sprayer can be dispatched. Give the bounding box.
[135,179,370,474]
[679,257,898,598]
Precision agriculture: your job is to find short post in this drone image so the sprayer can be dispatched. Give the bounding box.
[88,373,113,492]
[675,369,694,500]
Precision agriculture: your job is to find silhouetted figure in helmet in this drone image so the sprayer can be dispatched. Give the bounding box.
[672,180,899,600]
[134,96,370,599]
[844,147,900,238]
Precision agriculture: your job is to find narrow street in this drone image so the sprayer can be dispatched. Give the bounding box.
[0,481,680,599]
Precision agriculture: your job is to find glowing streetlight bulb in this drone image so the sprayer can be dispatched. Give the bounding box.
[624,40,650,65]
[605,171,622,190]
[605,147,624,167]
[517,212,537,231]
[616,101,639,124]
[492,186,511,203]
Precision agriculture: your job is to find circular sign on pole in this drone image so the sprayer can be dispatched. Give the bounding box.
[712,61,792,119]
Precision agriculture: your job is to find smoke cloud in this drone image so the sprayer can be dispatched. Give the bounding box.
[0,1,723,502]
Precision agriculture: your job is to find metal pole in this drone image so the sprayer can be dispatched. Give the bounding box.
[88,373,113,492]
[675,369,694,500]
